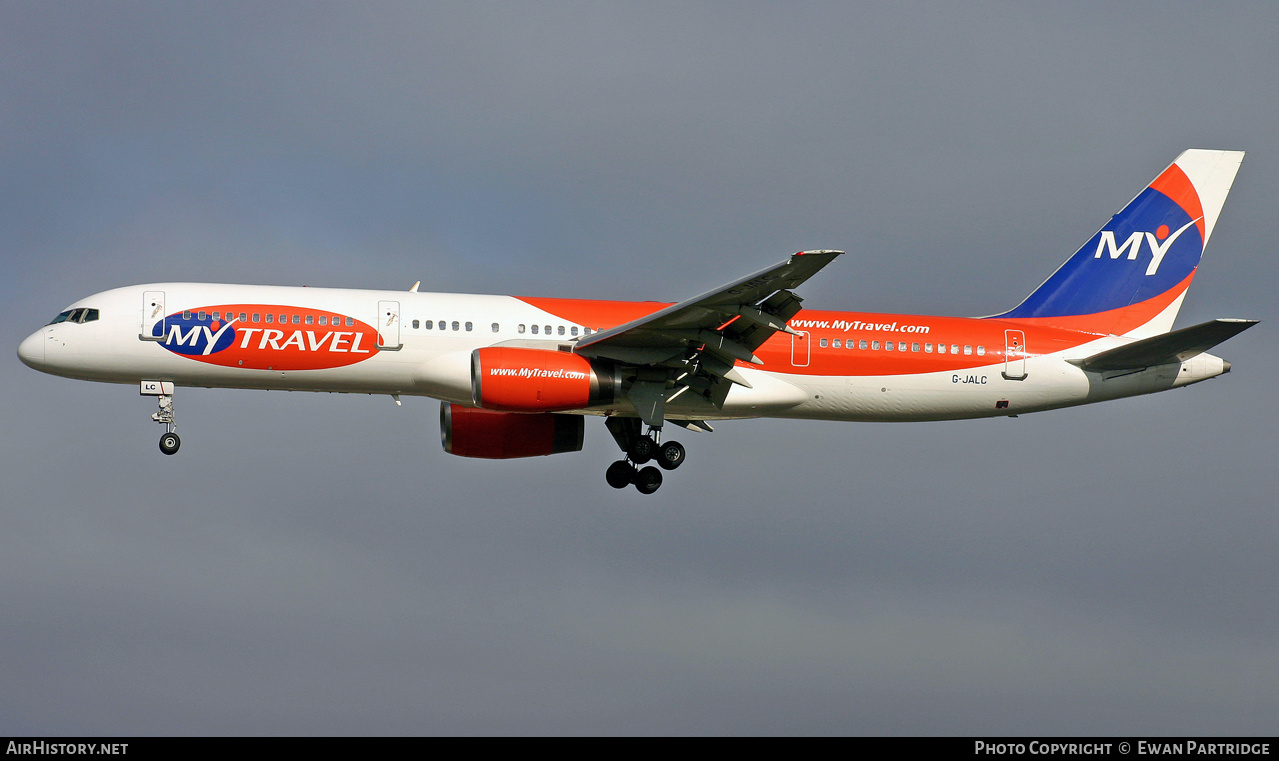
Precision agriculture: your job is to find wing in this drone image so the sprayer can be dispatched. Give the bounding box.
[575,250,843,426]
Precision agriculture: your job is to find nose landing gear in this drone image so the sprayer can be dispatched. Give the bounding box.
[604,418,685,495]
[152,394,180,455]
[142,381,180,455]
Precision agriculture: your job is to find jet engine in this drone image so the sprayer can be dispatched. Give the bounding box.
[440,402,584,459]
[470,347,617,412]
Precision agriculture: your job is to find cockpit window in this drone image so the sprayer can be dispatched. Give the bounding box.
[47,308,100,325]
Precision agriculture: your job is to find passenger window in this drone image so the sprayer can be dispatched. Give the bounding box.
[558,325,565,336]
[238,313,246,322]
[291,315,300,325]
[424,320,433,329]
[305,315,314,325]
[518,324,526,334]
[833,339,841,348]
[925,343,933,353]
[183,310,192,320]
[212,311,221,321]
[279,314,287,324]
[492,323,500,333]
[977,346,986,356]
[411,319,420,329]
[964,345,972,355]
[198,311,207,321]
[859,340,867,350]
[937,343,946,354]
[319,316,328,326]
[345,317,354,327]
[465,322,473,332]
[951,344,959,354]
[884,341,893,351]
[912,343,920,352]
[898,342,907,352]
[252,314,261,322]
[544,325,551,335]
[584,328,592,336]
[819,338,828,348]
[531,325,539,334]
[265,314,274,323]
[451,321,460,331]
[571,326,579,336]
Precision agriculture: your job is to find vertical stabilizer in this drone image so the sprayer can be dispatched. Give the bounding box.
[995,150,1244,337]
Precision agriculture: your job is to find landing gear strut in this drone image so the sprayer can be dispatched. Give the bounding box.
[144,384,181,455]
[604,417,685,495]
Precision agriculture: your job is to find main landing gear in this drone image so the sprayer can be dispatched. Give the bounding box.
[604,418,686,495]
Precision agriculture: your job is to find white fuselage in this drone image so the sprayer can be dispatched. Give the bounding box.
[18,282,1228,424]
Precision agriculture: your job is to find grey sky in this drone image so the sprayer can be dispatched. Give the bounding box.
[3,2,1277,734]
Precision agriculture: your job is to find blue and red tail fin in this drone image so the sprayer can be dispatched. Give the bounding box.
[994,150,1244,337]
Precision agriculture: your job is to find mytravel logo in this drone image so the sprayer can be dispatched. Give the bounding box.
[1093,217,1202,276]
[156,314,238,356]
[488,366,589,380]
[151,304,381,371]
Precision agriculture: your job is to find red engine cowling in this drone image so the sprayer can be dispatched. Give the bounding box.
[440,403,584,459]
[471,347,617,412]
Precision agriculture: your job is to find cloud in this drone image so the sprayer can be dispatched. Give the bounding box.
[3,1,1277,735]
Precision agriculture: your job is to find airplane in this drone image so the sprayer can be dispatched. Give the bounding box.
[18,149,1256,494]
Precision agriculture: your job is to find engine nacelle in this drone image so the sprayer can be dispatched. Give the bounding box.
[441,403,584,459]
[471,347,617,412]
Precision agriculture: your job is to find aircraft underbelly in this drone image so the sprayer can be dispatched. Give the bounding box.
[771,358,1091,422]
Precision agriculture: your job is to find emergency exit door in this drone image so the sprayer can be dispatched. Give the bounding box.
[140,290,166,341]
[1003,329,1027,380]
[377,300,402,350]
[791,331,810,367]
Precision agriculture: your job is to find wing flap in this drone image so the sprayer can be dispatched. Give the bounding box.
[574,250,842,425]
[576,250,842,359]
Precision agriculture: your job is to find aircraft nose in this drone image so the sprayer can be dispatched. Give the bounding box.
[17,330,46,369]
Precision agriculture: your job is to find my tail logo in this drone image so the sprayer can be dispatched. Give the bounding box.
[1093,217,1201,276]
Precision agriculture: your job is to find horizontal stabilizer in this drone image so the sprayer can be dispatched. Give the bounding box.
[1079,318,1258,371]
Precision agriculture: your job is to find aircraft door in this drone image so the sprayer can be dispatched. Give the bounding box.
[791,331,810,367]
[140,290,166,341]
[1003,329,1027,380]
[377,300,402,350]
